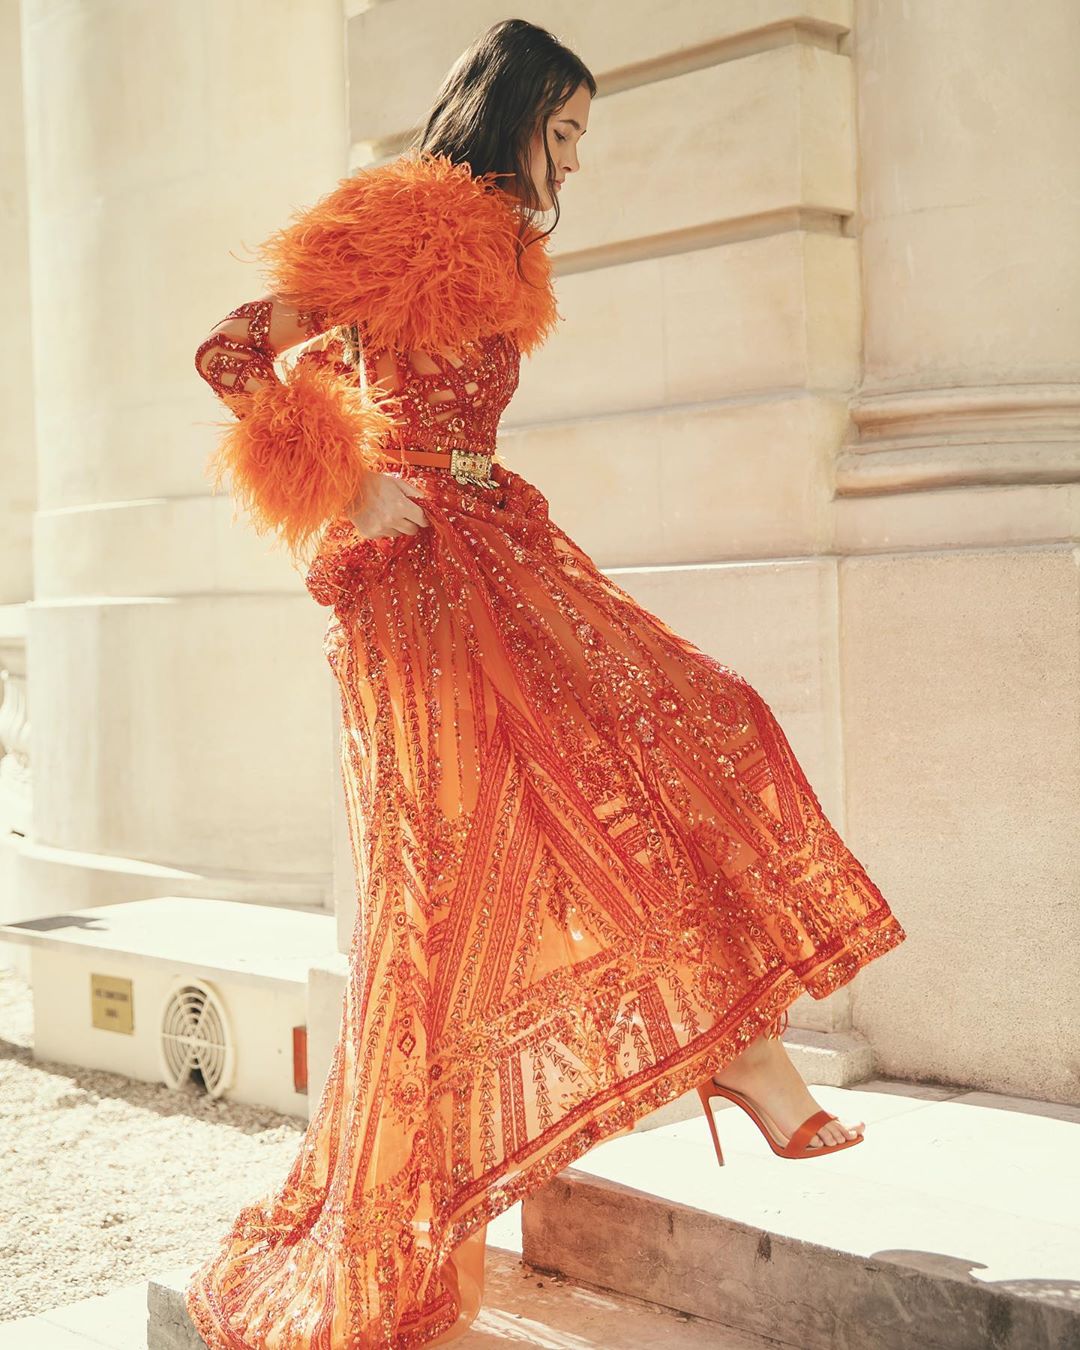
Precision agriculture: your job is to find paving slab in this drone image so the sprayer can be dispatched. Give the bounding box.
[2,1278,150,1349]
[145,1245,782,1349]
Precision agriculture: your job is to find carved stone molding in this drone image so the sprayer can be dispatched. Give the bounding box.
[838,384,1080,496]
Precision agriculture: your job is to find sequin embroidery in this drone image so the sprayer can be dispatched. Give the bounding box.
[186,293,907,1350]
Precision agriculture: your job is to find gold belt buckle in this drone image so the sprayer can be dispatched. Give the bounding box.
[447,446,498,489]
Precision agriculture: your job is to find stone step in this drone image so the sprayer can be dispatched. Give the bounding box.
[521,1078,1080,1350]
[147,1245,781,1349]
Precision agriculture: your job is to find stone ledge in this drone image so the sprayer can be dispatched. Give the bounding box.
[148,1248,780,1349]
[522,1078,1080,1350]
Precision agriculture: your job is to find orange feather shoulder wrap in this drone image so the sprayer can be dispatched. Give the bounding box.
[205,150,560,565]
[258,149,560,357]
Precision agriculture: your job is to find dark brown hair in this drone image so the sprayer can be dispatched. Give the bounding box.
[405,19,596,260]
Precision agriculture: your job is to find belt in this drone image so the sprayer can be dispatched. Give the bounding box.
[380,442,500,489]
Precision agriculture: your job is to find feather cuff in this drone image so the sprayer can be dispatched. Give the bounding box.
[205,355,402,565]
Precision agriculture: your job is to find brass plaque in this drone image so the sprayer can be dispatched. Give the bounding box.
[91,973,134,1034]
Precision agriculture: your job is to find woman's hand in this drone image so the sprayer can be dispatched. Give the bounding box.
[346,470,430,540]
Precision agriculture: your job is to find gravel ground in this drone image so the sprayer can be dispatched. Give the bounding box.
[0,962,307,1323]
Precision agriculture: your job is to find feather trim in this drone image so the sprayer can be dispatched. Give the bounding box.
[254,150,561,357]
[204,353,402,566]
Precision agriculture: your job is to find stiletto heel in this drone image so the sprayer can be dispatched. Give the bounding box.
[695,1081,726,1165]
[697,1075,864,1162]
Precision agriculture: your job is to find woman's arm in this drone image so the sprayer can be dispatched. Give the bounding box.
[195,294,401,563]
[194,295,333,411]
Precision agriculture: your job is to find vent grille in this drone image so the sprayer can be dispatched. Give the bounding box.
[160,980,234,1097]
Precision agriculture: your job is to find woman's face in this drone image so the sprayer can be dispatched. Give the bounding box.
[525,83,591,211]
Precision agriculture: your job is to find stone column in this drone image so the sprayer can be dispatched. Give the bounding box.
[839,0,1080,1096]
[0,0,35,606]
[0,0,35,924]
[17,0,351,918]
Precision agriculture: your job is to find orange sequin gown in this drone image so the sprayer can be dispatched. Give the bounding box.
[185,156,906,1350]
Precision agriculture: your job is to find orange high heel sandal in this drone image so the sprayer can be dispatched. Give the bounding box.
[696,1077,865,1163]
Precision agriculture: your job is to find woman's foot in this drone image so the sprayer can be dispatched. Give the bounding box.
[711,1029,865,1149]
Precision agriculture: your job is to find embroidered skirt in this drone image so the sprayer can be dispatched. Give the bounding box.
[185,460,906,1348]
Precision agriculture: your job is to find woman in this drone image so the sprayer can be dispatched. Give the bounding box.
[185,18,906,1349]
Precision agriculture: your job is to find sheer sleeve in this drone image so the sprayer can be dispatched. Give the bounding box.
[195,294,401,565]
[195,296,333,413]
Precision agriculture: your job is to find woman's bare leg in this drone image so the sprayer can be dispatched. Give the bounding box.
[711,1030,865,1149]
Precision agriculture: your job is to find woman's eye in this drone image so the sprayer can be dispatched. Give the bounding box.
[554,132,566,142]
